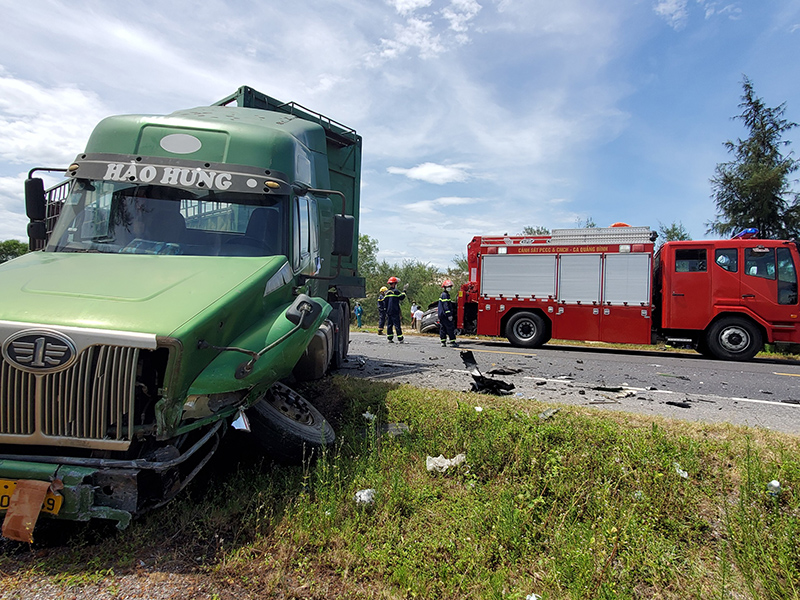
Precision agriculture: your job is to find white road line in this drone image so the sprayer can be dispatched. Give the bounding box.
[520,376,800,409]
[466,348,537,357]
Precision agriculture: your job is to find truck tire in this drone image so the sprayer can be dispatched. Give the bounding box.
[506,311,548,348]
[246,382,335,463]
[330,301,350,369]
[705,317,762,361]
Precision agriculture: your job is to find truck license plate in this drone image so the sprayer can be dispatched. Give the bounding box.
[0,479,63,515]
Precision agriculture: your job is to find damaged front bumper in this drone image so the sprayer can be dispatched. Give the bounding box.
[0,419,225,540]
[0,459,133,532]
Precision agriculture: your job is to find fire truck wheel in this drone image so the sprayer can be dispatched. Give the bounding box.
[706,317,762,361]
[246,382,335,463]
[506,312,548,348]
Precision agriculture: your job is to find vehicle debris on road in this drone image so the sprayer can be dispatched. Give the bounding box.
[460,350,515,395]
[666,401,692,409]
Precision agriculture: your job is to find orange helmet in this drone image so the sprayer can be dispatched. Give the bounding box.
[442,279,453,288]
[387,276,399,284]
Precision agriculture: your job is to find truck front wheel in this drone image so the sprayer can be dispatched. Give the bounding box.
[706,317,762,361]
[506,312,548,348]
[246,382,335,463]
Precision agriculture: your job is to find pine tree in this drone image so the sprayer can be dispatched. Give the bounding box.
[708,77,800,239]
[656,221,691,248]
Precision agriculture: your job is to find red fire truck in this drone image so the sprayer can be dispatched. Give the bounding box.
[456,226,800,360]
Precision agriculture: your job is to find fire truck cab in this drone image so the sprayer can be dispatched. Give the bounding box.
[457,227,800,361]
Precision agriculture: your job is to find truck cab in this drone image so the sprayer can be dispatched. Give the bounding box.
[658,238,800,359]
[0,87,363,539]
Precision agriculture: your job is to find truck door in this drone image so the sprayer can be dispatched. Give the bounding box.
[740,245,799,340]
[293,195,320,276]
[664,246,712,331]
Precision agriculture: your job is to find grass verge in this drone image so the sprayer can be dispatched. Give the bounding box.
[1,377,798,599]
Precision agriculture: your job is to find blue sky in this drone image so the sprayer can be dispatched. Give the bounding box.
[1,0,799,269]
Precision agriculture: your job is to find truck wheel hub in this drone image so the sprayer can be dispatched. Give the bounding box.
[514,320,535,339]
[720,327,748,351]
[266,384,315,426]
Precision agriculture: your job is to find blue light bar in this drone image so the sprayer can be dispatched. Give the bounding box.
[733,228,758,239]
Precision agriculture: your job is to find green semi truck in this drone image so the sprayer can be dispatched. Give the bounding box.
[0,86,364,540]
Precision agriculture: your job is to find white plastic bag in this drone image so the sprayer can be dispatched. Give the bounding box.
[426,453,466,472]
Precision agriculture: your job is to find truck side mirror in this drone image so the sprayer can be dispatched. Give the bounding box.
[285,294,323,329]
[332,215,354,256]
[25,178,47,221]
[27,221,46,241]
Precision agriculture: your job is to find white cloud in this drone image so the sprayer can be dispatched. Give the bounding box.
[0,72,107,166]
[387,163,471,184]
[653,0,741,28]
[405,196,478,213]
[653,0,689,30]
[376,17,446,60]
[699,1,742,21]
[389,0,434,15]
[368,0,482,63]
[441,0,482,34]
[0,174,30,242]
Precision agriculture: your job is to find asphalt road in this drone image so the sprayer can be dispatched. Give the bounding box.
[337,330,800,435]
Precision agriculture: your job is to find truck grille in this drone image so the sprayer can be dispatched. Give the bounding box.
[0,345,139,450]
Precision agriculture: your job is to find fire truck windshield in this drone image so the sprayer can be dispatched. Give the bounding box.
[46,180,288,257]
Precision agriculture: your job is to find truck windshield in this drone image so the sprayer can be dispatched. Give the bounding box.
[46,180,287,257]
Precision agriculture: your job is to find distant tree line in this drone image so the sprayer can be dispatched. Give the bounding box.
[0,240,28,263]
[356,234,466,325]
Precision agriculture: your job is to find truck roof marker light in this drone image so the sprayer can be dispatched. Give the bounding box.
[265,181,280,189]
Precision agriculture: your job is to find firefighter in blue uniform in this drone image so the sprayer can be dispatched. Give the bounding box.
[384,276,407,343]
[377,286,388,336]
[438,279,458,347]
